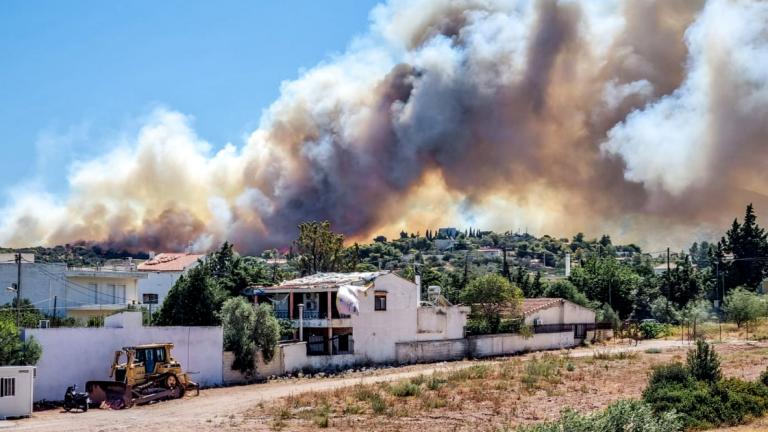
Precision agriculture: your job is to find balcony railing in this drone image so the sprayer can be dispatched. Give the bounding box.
[273,309,328,321]
[307,336,354,356]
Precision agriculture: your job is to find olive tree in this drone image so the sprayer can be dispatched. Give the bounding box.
[460,274,522,334]
[724,287,765,328]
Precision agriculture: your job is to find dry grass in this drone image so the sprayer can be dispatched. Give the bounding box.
[247,342,768,432]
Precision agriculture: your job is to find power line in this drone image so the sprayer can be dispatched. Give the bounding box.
[20,258,133,303]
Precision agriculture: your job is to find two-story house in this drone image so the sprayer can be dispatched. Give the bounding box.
[252,272,469,364]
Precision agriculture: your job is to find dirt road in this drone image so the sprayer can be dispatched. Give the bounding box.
[6,339,723,431]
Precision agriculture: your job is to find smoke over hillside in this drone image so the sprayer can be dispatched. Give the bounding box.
[2,0,768,254]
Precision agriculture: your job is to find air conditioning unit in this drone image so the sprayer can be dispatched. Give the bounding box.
[0,366,35,419]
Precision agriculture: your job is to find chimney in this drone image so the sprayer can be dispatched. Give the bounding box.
[148,251,156,260]
[415,275,421,308]
[565,253,571,277]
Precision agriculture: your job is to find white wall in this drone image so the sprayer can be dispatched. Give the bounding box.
[416,306,468,340]
[468,332,575,358]
[23,313,223,401]
[137,271,182,307]
[395,339,468,364]
[524,300,596,326]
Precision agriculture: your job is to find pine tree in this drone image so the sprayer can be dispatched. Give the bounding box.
[720,204,768,291]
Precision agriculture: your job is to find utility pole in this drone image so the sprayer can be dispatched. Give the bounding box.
[15,252,22,328]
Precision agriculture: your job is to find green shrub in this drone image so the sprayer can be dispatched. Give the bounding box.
[516,400,682,432]
[760,368,768,387]
[647,363,692,388]
[639,322,670,339]
[370,393,387,414]
[644,359,768,428]
[687,339,721,383]
[390,382,421,397]
[426,375,446,390]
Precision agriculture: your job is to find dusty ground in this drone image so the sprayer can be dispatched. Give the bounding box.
[8,338,768,432]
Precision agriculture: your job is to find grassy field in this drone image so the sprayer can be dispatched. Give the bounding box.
[238,341,768,431]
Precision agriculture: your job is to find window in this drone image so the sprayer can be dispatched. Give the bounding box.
[374,292,387,311]
[0,377,15,397]
[115,285,126,304]
[143,293,159,304]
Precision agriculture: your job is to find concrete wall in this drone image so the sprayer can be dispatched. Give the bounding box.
[223,342,361,384]
[395,339,468,364]
[416,306,469,340]
[137,271,182,307]
[23,312,223,401]
[468,332,574,358]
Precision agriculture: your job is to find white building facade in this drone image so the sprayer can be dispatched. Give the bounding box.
[255,272,469,364]
[137,253,204,308]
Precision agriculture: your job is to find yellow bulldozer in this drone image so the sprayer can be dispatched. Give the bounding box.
[86,343,199,408]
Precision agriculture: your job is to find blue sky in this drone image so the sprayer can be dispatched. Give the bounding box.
[0,0,380,196]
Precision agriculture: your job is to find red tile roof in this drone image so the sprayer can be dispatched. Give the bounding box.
[520,298,563,315]
[137,253,204,272]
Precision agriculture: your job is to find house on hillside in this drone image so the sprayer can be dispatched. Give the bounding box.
[477,247,503,259]
[137,253,204,308]
[249,272,469,364]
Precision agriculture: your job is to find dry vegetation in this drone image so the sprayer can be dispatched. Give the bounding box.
[221,342,768,431]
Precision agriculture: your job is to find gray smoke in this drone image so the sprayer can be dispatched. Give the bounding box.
[2,0,767,253]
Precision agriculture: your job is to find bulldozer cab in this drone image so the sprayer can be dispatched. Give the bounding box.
[133,344,170,374]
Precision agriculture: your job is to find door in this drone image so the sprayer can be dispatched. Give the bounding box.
[574,324,586,339]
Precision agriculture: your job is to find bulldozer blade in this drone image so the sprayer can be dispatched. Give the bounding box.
[86,381,133,409]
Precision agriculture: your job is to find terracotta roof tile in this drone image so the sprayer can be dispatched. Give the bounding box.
[520,298,564,315]
[137,253,204,272]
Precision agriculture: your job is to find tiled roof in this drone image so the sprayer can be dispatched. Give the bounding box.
[520,298,564,315]
[137,253,203,272]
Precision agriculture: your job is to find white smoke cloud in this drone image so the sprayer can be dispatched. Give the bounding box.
[2,0,768,253]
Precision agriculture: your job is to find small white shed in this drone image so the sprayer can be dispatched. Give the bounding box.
[0,366,35,419]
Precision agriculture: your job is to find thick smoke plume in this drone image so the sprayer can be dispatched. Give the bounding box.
[2,0,768,253]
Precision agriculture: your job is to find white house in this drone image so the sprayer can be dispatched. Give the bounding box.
[0,257,147,322]
[136,253,204,308]
[254,272,469,364]
[477,248,503,259]
[521,297,599,342]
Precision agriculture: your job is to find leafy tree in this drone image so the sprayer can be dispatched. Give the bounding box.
[723,287,765,328]
[720,204,768,291]
[220,298,280,374]
[569,257,640,318]
[651,297,681,324]
[687,339,721,383]
[253,303,281,363]
[295,221,345,275]
[0,319,41,365]
[155,265,222,326]
[0,298,45,329]
[542,280,590,307]
[666,256,704,308]
[221,297,256,373]
[460,274,522,333]
[596,303,620,329]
